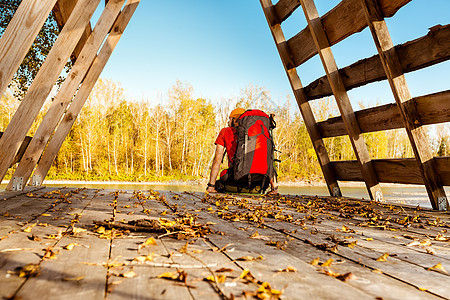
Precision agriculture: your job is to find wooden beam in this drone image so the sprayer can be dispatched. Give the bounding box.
[332,157,450,186]
[0,0,58,99]
[273,0,301,24]
[260,0,342,197]
[299,0,383,201]
[52,0,92,62]
[305,24,450,100]
[360,0,448,210]
[287,0,411,68]
[0,132,31,166]
[318,90,450,138]
[0,0,101,186]
[8,0,127,191]
[33,0,140,183]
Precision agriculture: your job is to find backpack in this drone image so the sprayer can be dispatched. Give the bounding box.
[230,109,277,193]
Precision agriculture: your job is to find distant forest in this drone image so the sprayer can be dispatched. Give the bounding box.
[1,80,449,182]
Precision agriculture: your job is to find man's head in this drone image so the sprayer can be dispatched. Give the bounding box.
[228,108,245,127]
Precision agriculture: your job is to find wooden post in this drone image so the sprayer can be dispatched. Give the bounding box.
[359,0,448,210]
[259,0,341,197]
[0,0,101,187]
[0,0,58,99]
[7,0,127,191]
[33,0,140,183]
[299,0,383,201]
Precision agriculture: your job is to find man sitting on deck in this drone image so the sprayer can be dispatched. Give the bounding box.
[206,108,278,194]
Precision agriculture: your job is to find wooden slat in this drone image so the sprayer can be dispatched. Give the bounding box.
[305,24,450,100]
[0,0,101,185]
[360,0,448,211]
[0,0,58,99]
[52,0,92,62]
[318,90,450,138]
[260,0,342,197]
[331,157,450,186]
[273,0,301,24]
[8,0,127,191]
[299,0,383,201]
[33,0,140,183]
[287,0,411,68]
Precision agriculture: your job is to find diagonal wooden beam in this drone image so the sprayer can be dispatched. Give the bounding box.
[0,0,58,100]
[359,0,448,211]
[52,0,92,62]
[7,0,127,191]
[299,0,383,201]
[33,0,140,183]
[259,0,341,197]
[0,0,101,187]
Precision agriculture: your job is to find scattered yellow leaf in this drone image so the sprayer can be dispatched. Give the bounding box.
[278,265,297,273]
[376,253,389,262]
[23,223,36,233]
[321,259,334,267]
[18,264,40,278]
[178,242,189,253]
[121,270,137,278]
[309,257,320,266]
[257,282,283,300]
[63,243,78,251]
[366,238,373,241]
[428,263,448,274]
[205,274,226,283]
[237,255,263,261]
[62,276,84,281]
[139,237,157,250]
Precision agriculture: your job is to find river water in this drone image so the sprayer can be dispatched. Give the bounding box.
[2,182,448,209]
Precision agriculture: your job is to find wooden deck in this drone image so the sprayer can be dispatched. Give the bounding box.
[0,187,449,300]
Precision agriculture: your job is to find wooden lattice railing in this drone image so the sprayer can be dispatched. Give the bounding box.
[260,0,449,210]
[0,0,139,191]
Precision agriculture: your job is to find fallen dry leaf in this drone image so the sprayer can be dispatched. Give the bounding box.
[256,282,283,300]
[43,247,58,260]
[23,223,36,233]
[62,276,84,281]
[205,274,226,283]
[427,263,448,274]
[309,257,320,266]
[63,243,78,251]
[215,268,234,273]
[133,253,155,263]
[376,253,389,262]
[278,265,297,273]
[321,259,334,267]
[121,270,137,278]
[139,237,157,250]
[18,264,40,278]
[237,255,263,261]
[240,269,257,283]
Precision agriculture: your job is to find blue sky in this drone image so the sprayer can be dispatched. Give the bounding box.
[95,0,449,109]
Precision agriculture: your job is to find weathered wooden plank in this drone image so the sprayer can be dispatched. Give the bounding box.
[260,0,342,197]
[52,0,92,62]
[287,0,411,67]
[305,25,450,100]
[167,193,376,300]
[32,0,140,184]
[318,90,450,138]
[299,0,383,201]
[331,157,450,185]
[0,0,101,185]
[360,0,448,211]
[0,0,58,99]
[9,0,127,191]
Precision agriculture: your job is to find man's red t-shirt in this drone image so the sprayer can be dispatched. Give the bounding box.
[214,127,237,167]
